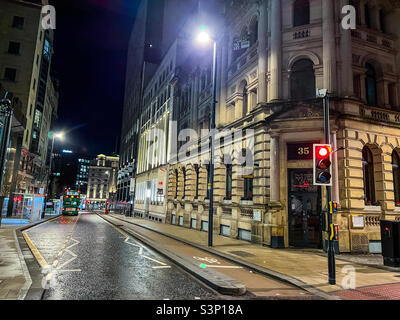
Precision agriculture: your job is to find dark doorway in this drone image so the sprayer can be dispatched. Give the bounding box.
[288,169,322,248]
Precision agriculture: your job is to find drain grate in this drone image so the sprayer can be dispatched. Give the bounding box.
[229,250,255,258]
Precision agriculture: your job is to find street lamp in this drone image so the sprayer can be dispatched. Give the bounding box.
[196,27,217,247]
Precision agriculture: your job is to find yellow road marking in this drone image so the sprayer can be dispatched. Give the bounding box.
[22,232,48,268]
[53,260,59,267]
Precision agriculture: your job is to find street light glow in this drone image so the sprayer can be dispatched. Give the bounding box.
[196,30,211,44]
[54,132,64,140]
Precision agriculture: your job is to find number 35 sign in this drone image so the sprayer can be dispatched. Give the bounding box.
[287,143,314,160]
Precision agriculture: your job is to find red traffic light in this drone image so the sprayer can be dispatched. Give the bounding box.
[317,145,331,158]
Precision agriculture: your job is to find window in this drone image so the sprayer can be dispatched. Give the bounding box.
[379,10,386,33]
[293,0,310,27]
[12,16,24,29]
[290,59,315,100]
[225,164,232,200]
[194,165,199,199]
[4,68,16,81]
[392,151,400,205]
[242,82,248,115]
[362,147,375,205]
[8,42,20,54]
[243,176,253,201]
[365,5,371,28]
[249,18,258,46]
[365,63,377,106]
[175,169,178,199]
[182,168,186,199]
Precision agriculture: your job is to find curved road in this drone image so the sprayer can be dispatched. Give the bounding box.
[24,212,216,300]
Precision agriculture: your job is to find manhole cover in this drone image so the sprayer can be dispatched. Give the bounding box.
[229,250,255,258]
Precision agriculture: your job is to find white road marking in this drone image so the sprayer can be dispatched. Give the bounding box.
[152,266,172,269]
[206,265,243,269]
[142,255,167,266]
[57,269,82,272]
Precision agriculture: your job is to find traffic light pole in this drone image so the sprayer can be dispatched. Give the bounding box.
[323,94,336,285]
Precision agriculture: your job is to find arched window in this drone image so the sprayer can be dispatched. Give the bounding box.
[182,168,186,199]
[362,147,375,205]
[290,59,316,100]
[194,164,199,199]
[249,18,258,46]
[293,0,310,27]
[175,169,179,199]
[392,151,400,205]
[225,157,232,200]
[365,63,377,106]
[241,81,248,115]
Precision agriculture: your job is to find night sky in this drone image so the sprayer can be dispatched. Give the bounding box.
[50,0,138,157]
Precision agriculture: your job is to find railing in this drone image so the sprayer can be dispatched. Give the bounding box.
[228,44,258,80]
[351,28,394,50]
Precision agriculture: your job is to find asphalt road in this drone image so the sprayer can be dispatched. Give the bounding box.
[24,212,216,300]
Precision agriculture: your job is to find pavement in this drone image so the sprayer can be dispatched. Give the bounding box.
[0,215,61,300]
[107,213,400,300]
[0,225,31,300]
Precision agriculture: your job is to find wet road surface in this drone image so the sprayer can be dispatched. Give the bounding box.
[24,212,217,300]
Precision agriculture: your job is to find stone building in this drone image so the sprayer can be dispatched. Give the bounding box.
[87,154,119,209]
[130,0,400,253]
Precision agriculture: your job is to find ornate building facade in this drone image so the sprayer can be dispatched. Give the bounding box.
[130,0,400,253]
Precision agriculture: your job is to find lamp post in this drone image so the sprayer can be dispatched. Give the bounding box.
[196,28,217,247]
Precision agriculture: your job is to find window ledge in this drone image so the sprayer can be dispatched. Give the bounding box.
[223,199,232,204]
[240,200,254,206]
[363,205,382,213]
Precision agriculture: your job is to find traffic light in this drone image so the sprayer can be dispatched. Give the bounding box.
[313,144,332,186]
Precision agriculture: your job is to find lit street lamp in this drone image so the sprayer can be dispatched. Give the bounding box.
[196,27,217,247]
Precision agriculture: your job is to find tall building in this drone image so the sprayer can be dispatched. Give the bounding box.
[50,150,91,198]
[123,0,400,254]
[0,0,58,214]
[87,154,119,209]
[117,0,199,205]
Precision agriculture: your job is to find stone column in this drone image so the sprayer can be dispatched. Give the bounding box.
[270,135,280,202]
[269,0,282,101]
[340,0,354,97]
[322,0,337,93]
[258,0,268,103]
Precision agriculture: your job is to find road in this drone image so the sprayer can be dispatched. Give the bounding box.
[23,212,216,300]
